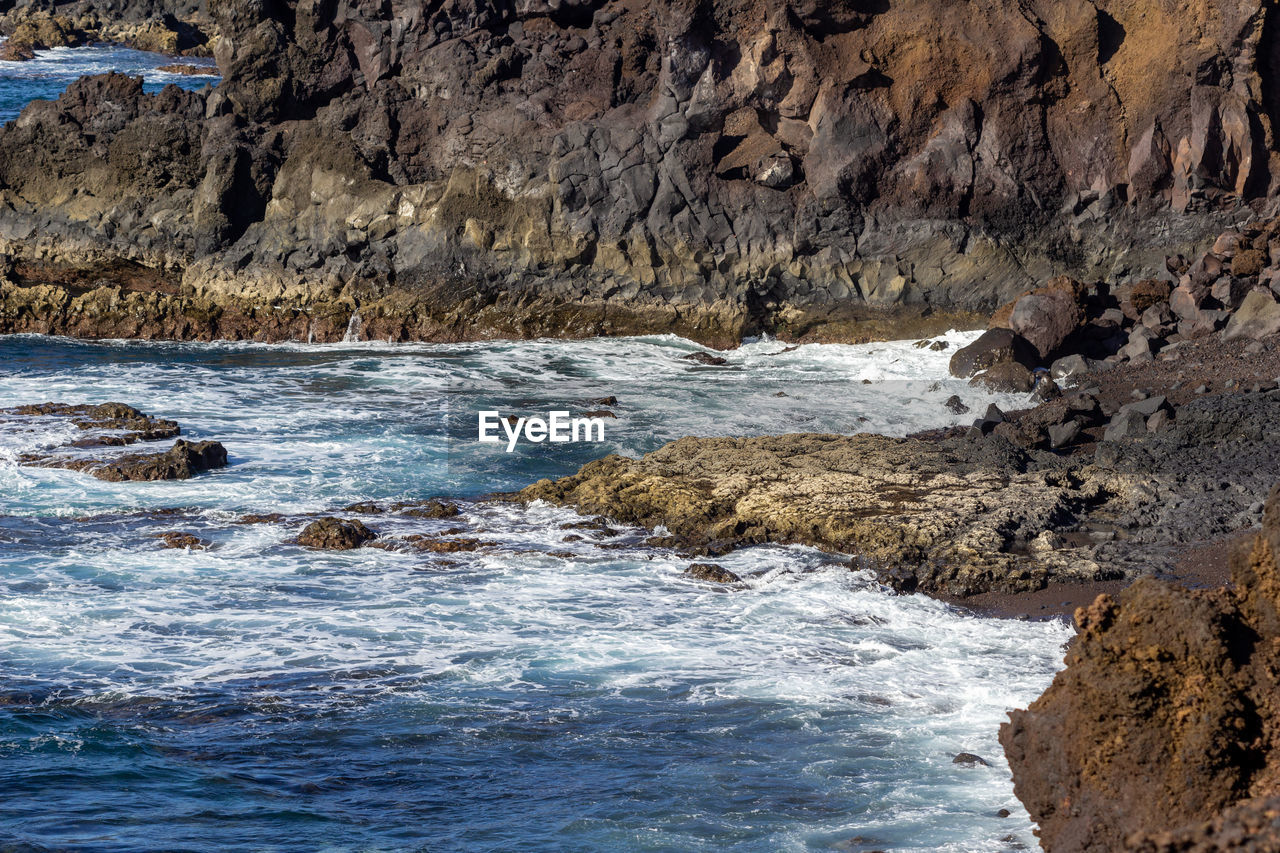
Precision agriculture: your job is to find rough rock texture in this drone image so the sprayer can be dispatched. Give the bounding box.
[296,517,377,550]
[0,2,214,56]
[3,0,1280,344]
[85,438,227,481]
[1000,485,1280,851]
[515,389,1280,597]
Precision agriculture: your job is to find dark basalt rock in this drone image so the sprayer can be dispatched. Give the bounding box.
[0,0,1274,346]
[296,517,376,550]
[682,352,728,366]
[87,439,227,481]
[949,330,1038,379]
[684,563,741,584]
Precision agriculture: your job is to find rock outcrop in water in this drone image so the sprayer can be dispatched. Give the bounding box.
[3,0,1280,344]
[1000,484,1280,851]
[7,401,229,480]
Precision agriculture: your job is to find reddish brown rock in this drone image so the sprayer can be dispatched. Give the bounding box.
[157,531,209,549]
[1000,485,1280,851]
[1008,277,1088,359]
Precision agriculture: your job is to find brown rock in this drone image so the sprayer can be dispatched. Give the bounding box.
[296,517,376,550]
[949,329,1039,378]
[969,360,1035,393]
[88,439,227,482]
[157,531,209,549]
[1007,276,1088,359]
[1000,485,1280,851]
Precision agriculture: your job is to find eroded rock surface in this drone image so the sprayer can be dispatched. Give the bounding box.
[1000,485,1280,851]
[2,0,1277,344]
[8,402,228,481]
[295,517,377,550]
[515,389,1280,597]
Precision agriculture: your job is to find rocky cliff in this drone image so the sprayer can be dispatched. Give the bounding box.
[2,0,1280,344]
[1001,485,1280,851]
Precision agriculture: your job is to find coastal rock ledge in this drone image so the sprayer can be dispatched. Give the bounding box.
[1001,485,1280,852]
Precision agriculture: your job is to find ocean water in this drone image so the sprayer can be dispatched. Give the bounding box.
[0,45,1071,852]
[0,41,218,123]
[0,333,1072,852]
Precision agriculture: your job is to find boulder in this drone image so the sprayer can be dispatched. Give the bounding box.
[943,395,970,415]
[1008,277,1087,359]
[1050,354,1093,380]
[1211,275,1251,310]
[1102,409,1146,441]
[682,351,728,366]
[949,329,1038,379]
[1119,395,1171,419]
[969,360,1034,393]
[1170,284,1207,321]
[90,439,227,482]
[1119,336,1154,363]
[1047,420,1081,449]
[297,517,377,550]
[1225,290,1280,341]
[952,753,991,767]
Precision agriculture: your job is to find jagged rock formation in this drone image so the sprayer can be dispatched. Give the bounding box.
[1000,485,1280,851]
[0,1,213,57]
[2,0,1280,344]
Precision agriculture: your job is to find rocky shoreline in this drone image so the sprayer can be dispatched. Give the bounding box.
[2,0,1278,346]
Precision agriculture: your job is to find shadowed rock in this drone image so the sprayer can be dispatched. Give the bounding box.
[85,439,227,481]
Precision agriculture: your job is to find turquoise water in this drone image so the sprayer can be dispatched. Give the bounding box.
[0,334,1071,852]
[0,42,217,123]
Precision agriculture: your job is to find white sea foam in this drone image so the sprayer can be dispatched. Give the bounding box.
[0,333,1067,851]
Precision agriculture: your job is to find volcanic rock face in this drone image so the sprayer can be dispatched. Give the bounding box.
[1000,485,1280,851]
[2,0,1280,344]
